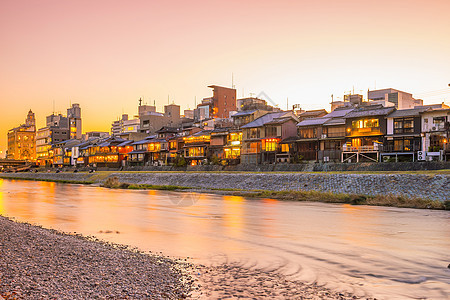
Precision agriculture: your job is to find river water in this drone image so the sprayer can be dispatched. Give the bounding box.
[0,179,449,299]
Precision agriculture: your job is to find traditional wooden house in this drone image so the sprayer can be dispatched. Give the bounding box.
[240,111,298,164]
[128,135,166,166]
[210,128,229,161]
[223,130,242,164]
[231,110,269,127]
[381,107,429,162]
[167,127,202,164]
[183,130,212,165]
[341,105,395,163]
[86,137,133,168]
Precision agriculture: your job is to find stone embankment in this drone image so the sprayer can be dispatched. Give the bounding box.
[1,171,449,201]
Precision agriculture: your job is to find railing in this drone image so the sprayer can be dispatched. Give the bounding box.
[349,127,381,136]
[342,145,378,152]
[379,145,421,153]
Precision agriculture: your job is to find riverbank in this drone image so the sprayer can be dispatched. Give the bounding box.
[0,216,362,299]
[1,171,449,209]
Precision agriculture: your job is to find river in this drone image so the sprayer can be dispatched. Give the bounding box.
[0,179,449,299]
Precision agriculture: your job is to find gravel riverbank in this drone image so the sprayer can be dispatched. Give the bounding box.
[0,216,366,299]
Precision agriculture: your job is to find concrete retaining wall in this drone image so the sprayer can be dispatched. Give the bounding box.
[1,171,448,201]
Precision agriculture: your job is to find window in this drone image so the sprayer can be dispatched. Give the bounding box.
[394,118,414,134]
[265,126,278,137]
[248,128,260,139]
[298,128,317,139]
[352,119,379,129]
[262,140,277,152]
[188,147,204,157]
[393,138,414,151]
[326,126,346,138]
[281,144,289,152]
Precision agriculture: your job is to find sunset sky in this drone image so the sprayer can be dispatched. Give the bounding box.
[1,0,450,153]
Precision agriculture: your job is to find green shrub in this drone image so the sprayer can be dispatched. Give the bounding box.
[172,155,187,167]
[444,200,450,210]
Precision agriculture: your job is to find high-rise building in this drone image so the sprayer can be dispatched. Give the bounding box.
[7,110,36,160]
[36,103,83,166]
[194,85,237,121]
[67,103,82,139]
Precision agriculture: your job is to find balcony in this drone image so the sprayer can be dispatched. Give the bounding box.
[348,127,381,137]
[379,144,421,153]
[342,145,379,152]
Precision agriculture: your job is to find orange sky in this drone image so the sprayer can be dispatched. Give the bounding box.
[1,0,450,154]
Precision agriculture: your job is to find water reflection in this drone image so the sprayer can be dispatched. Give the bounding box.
[0,179,449,299]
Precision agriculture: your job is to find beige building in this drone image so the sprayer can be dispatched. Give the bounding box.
[139,104,181,134]
[7,110,36,160]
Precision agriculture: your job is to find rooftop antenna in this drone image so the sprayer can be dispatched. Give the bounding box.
[138,97,142,106]
[194,96,197,107]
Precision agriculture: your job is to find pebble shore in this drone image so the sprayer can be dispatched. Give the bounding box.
[0,216,369,299]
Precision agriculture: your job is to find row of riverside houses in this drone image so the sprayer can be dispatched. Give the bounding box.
[6,86,450,167]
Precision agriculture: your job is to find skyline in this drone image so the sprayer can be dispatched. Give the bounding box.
[2,0,450,152]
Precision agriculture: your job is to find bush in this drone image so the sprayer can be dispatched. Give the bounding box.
[444,200,450,210]
[102,176,129,189]
[291,154,304,164]
[172,155,187,167]
[209,155,221,165]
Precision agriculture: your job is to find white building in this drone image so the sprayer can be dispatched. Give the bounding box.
[368,88,423,110]
[421,108,450,153]
[111,114,140,136]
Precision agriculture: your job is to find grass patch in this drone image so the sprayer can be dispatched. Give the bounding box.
[231,190,446,210]
[101,176,191,191]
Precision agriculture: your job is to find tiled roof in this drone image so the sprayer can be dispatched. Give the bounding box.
[323,117,346,126]
[324,107,354,118]
[297,117,331,127]
[192,130,212,137]
[387,107,430,118]
[117,140,134,147]
[344,106,395,118]
[298,109,328,117]
[232,110,257,117]
[265,117,295,125]
[241,112,286,128]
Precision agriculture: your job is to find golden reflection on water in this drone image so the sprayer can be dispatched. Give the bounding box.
[222,195,245,239]
[340,203,382,248]
[0,179,4,215]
